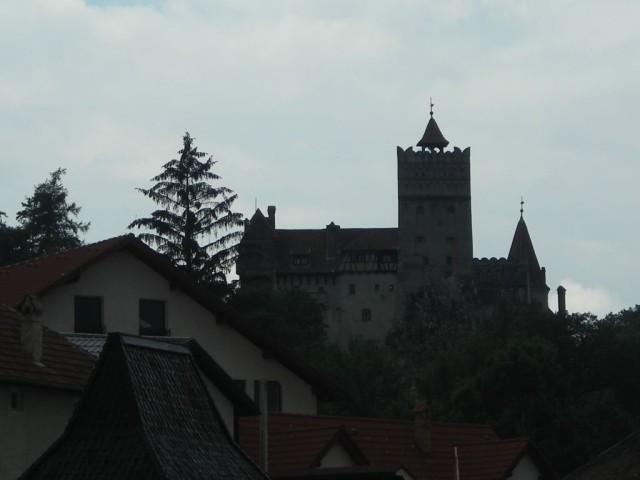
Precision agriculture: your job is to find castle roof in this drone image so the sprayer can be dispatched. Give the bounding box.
[20,334,270,480]
[507,217,546,288]
[417,113,449,151]
[245,208,278,240]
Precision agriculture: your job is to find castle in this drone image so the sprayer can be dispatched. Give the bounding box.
[236,107,554,344]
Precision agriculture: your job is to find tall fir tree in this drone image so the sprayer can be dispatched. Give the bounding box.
[15,168,89,258]
[129,132,243,286]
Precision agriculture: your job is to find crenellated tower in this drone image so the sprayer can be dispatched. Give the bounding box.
[397,103,473,303]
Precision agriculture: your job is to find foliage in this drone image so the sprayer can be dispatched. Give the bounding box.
[312,338,414,419]
[129,132,243,286]
[229,288,327,357]
[13,168,89,259]
[413,306,640,475]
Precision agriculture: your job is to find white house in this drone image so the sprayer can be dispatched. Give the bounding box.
[0,235,342,417]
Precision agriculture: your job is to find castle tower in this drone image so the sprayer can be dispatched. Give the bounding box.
[397,104,473,303]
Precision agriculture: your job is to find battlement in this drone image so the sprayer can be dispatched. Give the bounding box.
[397,146,470,164]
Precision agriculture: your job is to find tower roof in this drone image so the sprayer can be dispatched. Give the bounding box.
[417,101,449,150]
[507,216,545,287]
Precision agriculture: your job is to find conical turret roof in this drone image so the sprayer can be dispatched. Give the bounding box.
[508,216,545,287]
[417,108,449,151]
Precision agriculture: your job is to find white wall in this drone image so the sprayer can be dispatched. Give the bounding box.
[41,252,318,414]
[0,384,78,480]
[510,454,543,480]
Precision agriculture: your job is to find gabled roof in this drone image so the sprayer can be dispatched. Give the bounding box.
[507,217,547,288]
[62,333,259,416]
[20,334,270,480]
[244,209,279,240]
[266,426,369,474]
[0,235,344,401]
[564,430,640,480]
[239,413,509,480]
[456,438,532,479]
[0,306,94,392]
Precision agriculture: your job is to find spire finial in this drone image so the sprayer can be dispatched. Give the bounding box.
[429,97,434,117]
[520,196,524,218]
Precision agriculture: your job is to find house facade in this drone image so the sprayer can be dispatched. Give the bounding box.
[0,300,95,480]
[0,236,342,417]
[237,109,553,345]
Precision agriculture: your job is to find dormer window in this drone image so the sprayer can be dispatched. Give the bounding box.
[292,254,310,267]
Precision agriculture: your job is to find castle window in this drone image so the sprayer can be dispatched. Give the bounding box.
[446,236,457,244]
[389,284,394,291]
[318,286,325,294]
[446,256,453,266]
[350,252,366,263]
[416,205,425,215]
[292,254,310,267]
[422,256,430,265]
[381,254,392,263]
[349,284,356,295]
[415,236,426,243]
[374,284,380,291]
[447,205,456,214]
[361,309,372,322]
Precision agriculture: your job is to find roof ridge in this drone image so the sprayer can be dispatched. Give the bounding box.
[0,234,133,269]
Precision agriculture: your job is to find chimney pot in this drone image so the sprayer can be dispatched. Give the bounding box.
[413,401,431,456]
[18,295,44,366]
[267,206,276,229]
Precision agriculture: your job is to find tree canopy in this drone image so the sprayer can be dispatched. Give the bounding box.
[1,168,89,264]
[129,132,243,286]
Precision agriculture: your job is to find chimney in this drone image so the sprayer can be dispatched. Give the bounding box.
[267,206,276,229]
[413,401,431,456]
[557,285,567,316]
[18,295,44,366]
[325,222,340,259]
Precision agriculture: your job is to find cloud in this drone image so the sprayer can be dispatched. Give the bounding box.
[557,279,622,318]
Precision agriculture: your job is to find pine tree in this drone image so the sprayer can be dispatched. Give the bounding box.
[16,168,89,257]
[129,132,243,285]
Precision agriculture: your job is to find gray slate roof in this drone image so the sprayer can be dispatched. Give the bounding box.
[20,333,270,480]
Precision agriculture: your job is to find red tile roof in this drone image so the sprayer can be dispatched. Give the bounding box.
[0,235,131,308]
[239,413,509,480]
[456,438,530,480]
[0,306,95,392]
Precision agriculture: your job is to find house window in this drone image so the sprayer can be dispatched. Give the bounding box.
[415,236,426,243]
[74,296,103,334]
[253,380,282,413]
[139,299,167,336]
[361,309,371,322]
[349,284,356,295]
[292,254,310,267]
[10,388,24,413]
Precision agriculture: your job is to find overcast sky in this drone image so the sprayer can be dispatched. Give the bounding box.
[1,0,638,317]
